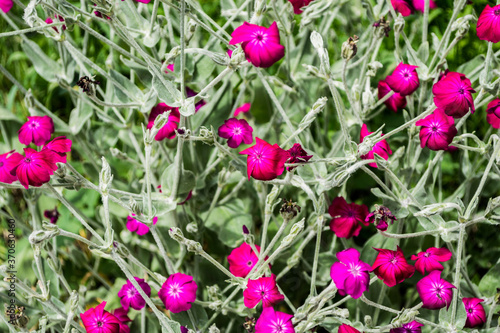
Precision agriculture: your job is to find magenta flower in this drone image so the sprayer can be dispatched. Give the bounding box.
[432,72,475,118]
[228,242,267,278]
[158,272,198,313]
[0,0,13,13]
[391,0,414,17]
[118,277,151,311]
[230,22,285,68]
[185,87,206,112]
[243,275,284,308]
[255,307,295,333]
[339,324,361,333]
[412,0,436,12]
[328,197,369,239]
[285,143,312,171]
[411,247,452,275]
[18,116,54,146]
[45,15,66,33]
[111,308,132,333]
[12,148,57,189]
[0,151,23,184]
[390,320,424,333]
[239,137,289,181]
[165,64,175,73]
[288,0,314,14]
[147,103,181,141]
[234,103,251,117]
[415,108,457,151]
[80,301,120,333]
[477,5,500,43]
[385,63,420,96]
[359,124,393,168]
[365,205,397,231]
[372,246,415,287]
[378,80,407,112]
[486,98,500,119]
[487,112,500,129]
[417,270,455,309]
[330,248,371,299]
[43,136,72,163]
[126,214,158,236]
[218,118,254,148]
[180,327,188,333]
[463,298,486,328]
[44,207,60,224]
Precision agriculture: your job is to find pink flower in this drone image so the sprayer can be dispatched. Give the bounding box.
[0,150,23,184]
[365,205,396,231]
[43,136,72,163]
[239,137,289,181]
[166,64,175,73]
[288,0,314,14]
[339,324,361,333]
[126,214,158,236]
[234,103,251,117]
[477,5,500,43]
[218,118,254,148]
[390,320,424,333]
[255,307,295,333]
[243,275,284,308]
[359,124,393,168]
[411,247,452,275]
[412,0,436,12]
[378,80,407,112]
[230,22,285,68]
[285,143,312,171]
[415,108,457,151]
[391,0,414,17]
[147,103,181,141]
[18,116,54,146]
[486,98,500,119]
[385,63,420,96]
[432,72,475,118]
[44,207,60,224]
[118,277,151,311]
[416,270,455,309]
[228,242,267,278]
[111,308,132,333]
[12,148,57,189]
[80,301,120,333]
[330,248,371,299]
[328,197,369,239]
[0,0,13,13]
[463,298,486,328]
[45,15,66,33]
[372,246,415,287]
[180,327,188,333]
[487,113,500,129]
[158,273,198,313]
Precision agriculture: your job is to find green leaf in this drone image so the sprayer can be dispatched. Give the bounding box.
[68,102,93,134]
[479,261,500,296]
[21,39,62,83]
[170,304,208,328]
[0,106,21,122]
[109,69,144,103]
[160,165,196,197]
[152,75,181,107]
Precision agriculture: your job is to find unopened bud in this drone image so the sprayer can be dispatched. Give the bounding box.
[208,324,220,333]
[393,17,405,33]
[99,157,113,194]
[186,222,198,234]
[168,227,186,244]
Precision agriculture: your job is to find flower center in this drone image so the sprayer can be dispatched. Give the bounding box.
[233,127,242,135]
[468,308,474,314]
[495,9,500,16]
[458,88,464,94]
[256,34,264,41]
[24,158,31,163]
[349,263,361,276]
[127,289,137,298]
[424,252,431,258]
[0,162,3,167]
[255,153,263,160]
[247,260,253,267]
[30,122,39,128]
[390,256,398,264]
[97,321,103,327]
[403,72,409,78]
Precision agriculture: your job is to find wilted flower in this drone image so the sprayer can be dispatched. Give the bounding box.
[158,273,198,313]
[416,270,455,310]
[330,248,371,299]
[126,214,158,236]
[243,275,284,308]
[390,320,424,333]
[80,302,120,333]
[118,277,151,311]
[111,308,132,333]
[234,103,251,117]
[373,17,391,38]
[415,108,457,151]
[463,298,486,328]
[477,5,500,43]
[147,103,181,141]
[230,22,285,68]
[285,144,312,171]
[227,242,267,278]
[255,307,295,333]
[288,0,314,14]
[432,72,475,118]
[218,118,254,149]
[239,138,289,181]
[365,205,397,231]
[18,116,54,146]
[339,324,361,333]
[12,148,58,189]
[328,196,369,239]
[341,35,359,60]
[378,80,407,112]
[360,124,393,168]
[372,246,415,287]
[0,150,23,184]
[0,0,13,13]
[44,207,60,224]
[412,0,436,12]
[391,0,414,17]
[385,63,419,96]
[411,247,452,275]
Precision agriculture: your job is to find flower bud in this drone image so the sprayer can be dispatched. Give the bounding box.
[99,157,113,195]
[208,324,220,333]
[341,35,359,60]
[281,218,305,247]
[393,17,405,33]
[69,290,79,312]
[29,227,60,245]
[365,315,373,327]
[186,222,198,234]
[168,227,186,244]
[185,239,203,254]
